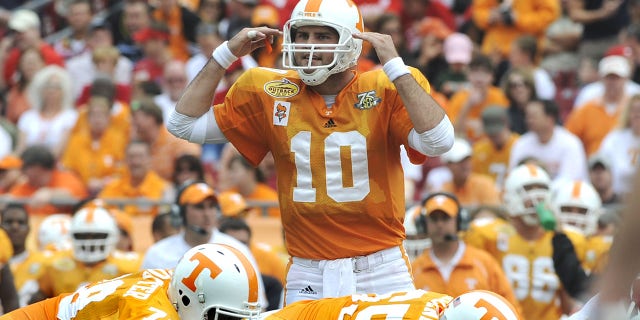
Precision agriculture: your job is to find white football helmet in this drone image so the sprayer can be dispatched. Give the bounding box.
[38,213,72,251]
[403,205,431,261]
[169,243,261,320]
[282,0,364,85]
[70,207,119,263]
[503,164,551,226]
[551,180,602,235]
[440,290,520,320]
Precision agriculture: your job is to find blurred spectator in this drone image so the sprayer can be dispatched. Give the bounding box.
[596,94,640,195]
[0,120,12,158]
[172,154,207,188]
[186,22,224,82]
[110,208,135,252]
[223,154,280,217]
[437,138,501,206]
[97,140,174,216]
[9,145,89,216]
[540,10,583,75]
[61,91,128,196]
[447,54,509,142]
[566,55,632,155]
[15,66,78,158]
[471,106,519,192]
[472,0,560,72]
[197,0,228,31]
[400,0,456,54]
[1,9,64,90]
[5,48,45,124]
[131,99,201,181]
[152,0,202,61]
[75,46,133,106]
[132,23,174,85]
[587,153,622,207]
[501,67,538,134]
[218,191,252,218]
[508,35,557,100]
[625,23,640,83]
[510,99,588,181]
[66,21,134,100]
[410,193,520,310]
[154,60,189,125]
[108,0,153,62]
[568,0,630,61]
[53,0,94,61]
[414,18,452,92]
[151,211,181,242]
[250,5,282,68]
[434,32,472,98]
[355,0,402,26]
[3,204,45,307]
[0,156,23,194]
[225,0,257,39]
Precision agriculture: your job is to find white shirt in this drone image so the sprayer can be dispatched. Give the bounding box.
[153,93,176,127]
[533,67,557,100]
[66,51,133,99]
[598,129,640,195]
[509,126,588,182]
[574,80,640,109]
[141,229,269,307]
[0,126,11,158]
[17,109,78,151]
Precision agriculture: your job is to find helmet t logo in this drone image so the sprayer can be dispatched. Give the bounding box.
[181,251,223,292]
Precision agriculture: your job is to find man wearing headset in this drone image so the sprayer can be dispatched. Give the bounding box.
[411,192,521,313]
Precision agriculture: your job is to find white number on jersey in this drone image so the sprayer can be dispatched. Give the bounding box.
[502,254,558,303]
[57,279,124,320]
[292,131,370,203]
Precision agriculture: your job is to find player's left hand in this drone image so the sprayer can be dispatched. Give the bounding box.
[353,32,399,65]
[227,27,282,58]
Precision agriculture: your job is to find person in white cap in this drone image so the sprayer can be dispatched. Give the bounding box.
[566,55,634,156]
[1,9,64,89]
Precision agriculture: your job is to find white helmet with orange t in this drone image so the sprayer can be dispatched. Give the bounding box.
[503,163,551,226]
[70,206,119,263]
[551,179,602,235]
[282,0,364,85]
[38,213,72,251]
[440,290,520,320]
[169,243,261,320]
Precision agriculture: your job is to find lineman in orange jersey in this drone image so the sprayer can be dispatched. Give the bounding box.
[1,243,262,320]
[168,0,454,304]
[29,206,142,303]
[469,164,587,319]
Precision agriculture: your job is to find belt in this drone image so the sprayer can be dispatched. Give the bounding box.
[292,246,402,273]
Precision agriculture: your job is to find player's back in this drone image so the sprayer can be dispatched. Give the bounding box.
[3,269,178,320]
[261,290,451,319]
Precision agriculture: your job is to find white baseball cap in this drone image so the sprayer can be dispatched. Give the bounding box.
[441,137,473,163]
[9,9,40,32]
[598,55,631,78]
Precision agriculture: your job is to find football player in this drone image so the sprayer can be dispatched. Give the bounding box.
[28,206,142,303]
[168,0,454,304]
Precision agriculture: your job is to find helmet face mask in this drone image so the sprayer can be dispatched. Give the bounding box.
[503,164,551,224]
[70,207,119,263]
[282,0,364,86]
[169,244,261,320]
[551,180,602,235]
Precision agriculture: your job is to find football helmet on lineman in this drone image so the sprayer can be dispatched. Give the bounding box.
[503,164,551,226]
[70,207,119,263]
[169,243,261,320]
[38,213,72,251]
[551,179,602,235]
[440,290,520,320]
[282,0,364,85]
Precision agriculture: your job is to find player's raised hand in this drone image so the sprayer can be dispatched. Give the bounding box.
[227,27,282,58]
[353,32,399,65]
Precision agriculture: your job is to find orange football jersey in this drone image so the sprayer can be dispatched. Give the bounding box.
[214,67,429,260]
[0,228,12,264]
[262,290,451,319]
[10,250,59,307]
[584,235,613,274]
[1,269,179,320]
[38,250,142,297]
[471,133,519,191]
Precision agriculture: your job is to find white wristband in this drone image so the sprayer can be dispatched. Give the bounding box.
[383,57,410,82]
[212,41,238,69]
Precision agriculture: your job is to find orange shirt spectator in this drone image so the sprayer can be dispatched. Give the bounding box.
[225,155,280,218]
[565,99,622,156]
[153,3,201,62]
[9,146,88,215]
[97,141,173,216]
[0,156,24,194]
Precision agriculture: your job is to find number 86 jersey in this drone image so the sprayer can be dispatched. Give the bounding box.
[214,67,430,260]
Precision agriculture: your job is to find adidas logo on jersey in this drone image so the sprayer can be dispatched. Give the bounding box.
[298,285,318,295]
[323,119,336,128]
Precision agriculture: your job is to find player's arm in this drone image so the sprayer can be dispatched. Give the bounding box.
[552,232,592,300]
[168,26,280,144]
[353,32,454,156]
[0,264,19,312]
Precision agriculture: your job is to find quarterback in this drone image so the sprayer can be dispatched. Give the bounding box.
[168,0,454,304]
